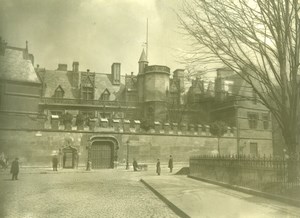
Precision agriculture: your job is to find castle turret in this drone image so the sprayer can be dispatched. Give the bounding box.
[138,49,148,74]
[137,49,148,103]
[143,65,170,122]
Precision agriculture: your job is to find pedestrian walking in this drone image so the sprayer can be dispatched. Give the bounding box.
[168,155,173,173]
[133,159,138,171]
[52,155,58,171]
[156,159,161,176]
[10,158,19,180]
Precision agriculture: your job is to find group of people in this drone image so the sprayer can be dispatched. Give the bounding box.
[1,152,19,181]
[132,155,173,176]
[156,155,173,176]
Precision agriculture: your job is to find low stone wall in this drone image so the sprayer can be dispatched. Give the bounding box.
[189,156,285,192]
[0,129,238,167]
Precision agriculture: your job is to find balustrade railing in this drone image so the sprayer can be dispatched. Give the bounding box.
[40,98,138,107]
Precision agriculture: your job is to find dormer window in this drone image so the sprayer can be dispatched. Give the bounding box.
[100,89,110,101]
[54,85,64,98]
[82,87,94,100]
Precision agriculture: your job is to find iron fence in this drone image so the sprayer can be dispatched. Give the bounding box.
[190,155,300,195]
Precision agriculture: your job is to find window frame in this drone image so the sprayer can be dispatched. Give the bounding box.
[247,112,258,129]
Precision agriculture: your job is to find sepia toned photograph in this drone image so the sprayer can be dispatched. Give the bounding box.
[0,0,300,217]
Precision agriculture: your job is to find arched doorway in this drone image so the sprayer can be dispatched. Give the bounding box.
[88,136,119,169]
[62,146,78,169]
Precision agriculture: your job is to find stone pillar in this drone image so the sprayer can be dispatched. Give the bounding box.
[89,118,97,131]
[123,119,130,132]
[181,123,187,135]
[164,123,170,134]
[100,118,109,128]
[197,124,202,136]
[172,123,178,134]
[205,125,211,136]
[51,115,59,130]
[113,119,120,132]
[134,120,141,132]
[154,121,161,134]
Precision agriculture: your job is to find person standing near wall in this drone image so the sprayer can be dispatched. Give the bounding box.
[168,155,173,173]
[156,159,161,176]
[133,159,138,171]
[10,158,19,180]
[52,155,58,171]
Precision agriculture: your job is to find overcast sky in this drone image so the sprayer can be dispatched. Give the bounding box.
[0,0,190,75]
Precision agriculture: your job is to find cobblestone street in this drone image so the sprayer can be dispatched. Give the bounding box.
[0,168,178,218]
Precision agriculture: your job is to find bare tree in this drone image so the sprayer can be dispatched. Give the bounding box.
[179,0,300,181]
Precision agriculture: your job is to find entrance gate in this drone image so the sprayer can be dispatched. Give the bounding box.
[88,136,119,169]
[90,142,113,169]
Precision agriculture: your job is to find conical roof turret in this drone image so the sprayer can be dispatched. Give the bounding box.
[139,49,148,63]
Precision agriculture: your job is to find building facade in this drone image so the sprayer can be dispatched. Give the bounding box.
[0,40,274,168]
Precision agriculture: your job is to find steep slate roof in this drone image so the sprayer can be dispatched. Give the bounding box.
[0,47,40,83]
[39,69,125,101]
[94,73,125,101]
[125,75,137,91]
[39,70,76,98]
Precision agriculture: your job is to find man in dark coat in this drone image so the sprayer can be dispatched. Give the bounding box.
[168,155,173,173]
[133,159,138,171]
[52,155,58,171]
[10,158,19,180]
[156,159,161,176]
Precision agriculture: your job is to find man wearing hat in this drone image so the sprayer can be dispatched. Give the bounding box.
[10,158,19,180]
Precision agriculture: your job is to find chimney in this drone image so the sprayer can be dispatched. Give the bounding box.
[72,61,79,72]
[111,63,121,85]
[72,62,80,88]
[57,64,68,71]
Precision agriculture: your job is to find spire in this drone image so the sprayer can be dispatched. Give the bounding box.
[139,49,148,63]
[26,40,28,51]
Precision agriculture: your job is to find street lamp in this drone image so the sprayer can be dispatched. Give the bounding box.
[126,140,130,170]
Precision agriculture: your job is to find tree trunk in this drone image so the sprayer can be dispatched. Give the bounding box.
[287,143,298,182]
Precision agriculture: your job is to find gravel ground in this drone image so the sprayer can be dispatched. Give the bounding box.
[0,168,179,218]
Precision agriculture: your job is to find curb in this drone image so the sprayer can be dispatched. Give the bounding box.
[140,179,190,218]
[188,175,300,207]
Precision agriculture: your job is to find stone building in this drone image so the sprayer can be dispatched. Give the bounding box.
[0,40,274,168]
[0,38,42,129]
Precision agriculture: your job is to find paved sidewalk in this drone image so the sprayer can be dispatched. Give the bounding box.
[141,175,300,218]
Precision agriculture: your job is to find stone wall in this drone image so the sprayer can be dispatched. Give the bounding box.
[0,129,239,167]
[189,156,284,193]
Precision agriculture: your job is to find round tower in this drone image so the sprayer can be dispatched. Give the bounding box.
[143,65,170,122]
